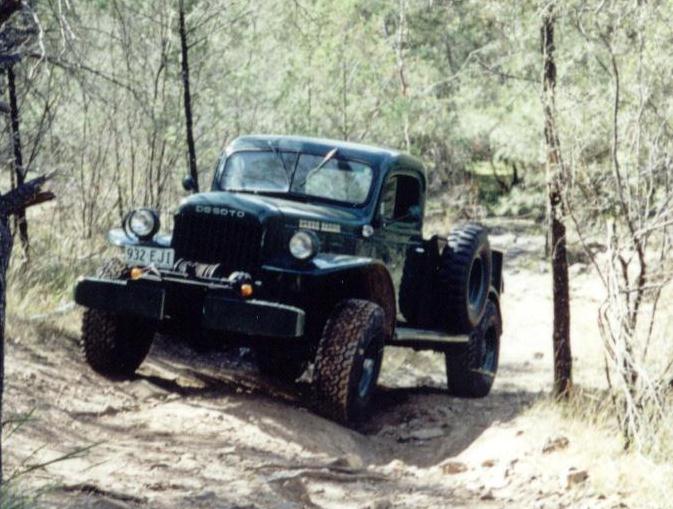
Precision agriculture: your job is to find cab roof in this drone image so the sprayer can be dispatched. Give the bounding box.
[227,135,426,178]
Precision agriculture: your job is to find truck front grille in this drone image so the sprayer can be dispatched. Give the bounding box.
[171,213,263,274]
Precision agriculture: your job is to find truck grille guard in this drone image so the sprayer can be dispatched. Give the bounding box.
[139,262,254,291]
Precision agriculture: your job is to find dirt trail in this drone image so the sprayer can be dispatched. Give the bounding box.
[5,223,622,508]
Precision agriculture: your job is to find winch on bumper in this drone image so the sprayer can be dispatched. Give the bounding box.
[73,271,306,338]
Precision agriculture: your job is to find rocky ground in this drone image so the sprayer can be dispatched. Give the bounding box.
[3,221,669,508]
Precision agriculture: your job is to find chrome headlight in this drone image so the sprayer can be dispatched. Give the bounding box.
[125,208,160,240]
[289,230,319,260]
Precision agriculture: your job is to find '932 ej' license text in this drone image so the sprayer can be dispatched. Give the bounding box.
[125,246,175,269]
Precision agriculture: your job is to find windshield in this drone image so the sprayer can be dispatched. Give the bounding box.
[218,150,374,205]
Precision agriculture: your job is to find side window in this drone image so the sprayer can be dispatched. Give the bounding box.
[380,178,397,220]
[380,175,422,224]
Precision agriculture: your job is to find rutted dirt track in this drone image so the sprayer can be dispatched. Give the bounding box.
[5,225,632,508]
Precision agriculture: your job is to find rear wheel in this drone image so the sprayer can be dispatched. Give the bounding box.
[80,257,155,378]
[445,300,501,398]
[313,299,385,424]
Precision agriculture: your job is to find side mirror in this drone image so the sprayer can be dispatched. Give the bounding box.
[408,205,422,222]
[182,175,196,192]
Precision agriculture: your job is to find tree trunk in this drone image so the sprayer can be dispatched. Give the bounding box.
[0,175,54,487]
[0,222,7,487]
[0,0,27,487]
[541,5,572,398]
[7,65,29,261]
[178,0,199,193]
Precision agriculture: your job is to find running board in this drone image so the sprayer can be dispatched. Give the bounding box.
[388,326,470,351]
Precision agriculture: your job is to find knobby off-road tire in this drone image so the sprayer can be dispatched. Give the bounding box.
[445,300,501,398]
[313,299,385,424]
[80,258,155,379]
[438,223,492,333]
[256,345,308,383]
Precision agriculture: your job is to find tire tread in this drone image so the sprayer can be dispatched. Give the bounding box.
[313,299,384,423]
[437,223,491,333]
[80,257,154,378]
[445,301,501,398]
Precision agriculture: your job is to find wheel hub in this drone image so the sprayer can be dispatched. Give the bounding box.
[358,358,376,398]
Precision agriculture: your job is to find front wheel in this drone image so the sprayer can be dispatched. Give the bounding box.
[445,300,501,398]
[313,299,385,424]
[81,310,155,378]
[80,257,154,378]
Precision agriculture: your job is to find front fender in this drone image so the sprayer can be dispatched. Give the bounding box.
[107,228,172,248]
[262,253,376,276]
[263,255,397,340]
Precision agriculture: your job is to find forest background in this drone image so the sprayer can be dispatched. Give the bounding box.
[2,0,673,505]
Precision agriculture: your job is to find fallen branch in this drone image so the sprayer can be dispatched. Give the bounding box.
[267,469,388,484]
[26,302,75,321]
[59,483,145,504]
[255,459,389,484]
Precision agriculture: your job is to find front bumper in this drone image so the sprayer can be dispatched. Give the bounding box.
[74,276,305,338]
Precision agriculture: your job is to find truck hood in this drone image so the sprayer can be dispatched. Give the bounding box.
[177,191,365,227]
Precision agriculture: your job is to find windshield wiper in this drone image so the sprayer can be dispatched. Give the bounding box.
[224,188,284,197]
[267,141,291,188]
[312,147,338,173]
[294,147,338,190]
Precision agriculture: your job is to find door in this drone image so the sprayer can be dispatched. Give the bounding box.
[371,173,424,316]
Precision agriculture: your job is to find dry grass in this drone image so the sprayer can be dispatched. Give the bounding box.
[521,393,673,507]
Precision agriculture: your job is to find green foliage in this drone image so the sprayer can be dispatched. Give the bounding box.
[493,180,546,220]
[1,0,670,242]
[7,0,551,241]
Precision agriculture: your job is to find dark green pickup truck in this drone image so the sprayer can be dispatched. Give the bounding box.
[75,135,503,423]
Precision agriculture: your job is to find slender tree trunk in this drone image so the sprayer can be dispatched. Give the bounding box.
[396,0,411,152]
[7,66,29,260]
[541,5,572,398]
[178,0,199,193]
[511,161,520,188]
[0,0,27,489]
[0,218,9,488]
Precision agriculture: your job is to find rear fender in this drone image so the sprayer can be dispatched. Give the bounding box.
[491,249,504,295]
[489,250,504,328]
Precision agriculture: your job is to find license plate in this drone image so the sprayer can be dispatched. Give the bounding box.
[125,246,175,269]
